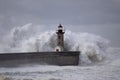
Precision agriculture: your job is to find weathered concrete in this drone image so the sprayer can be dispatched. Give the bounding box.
[0,51,80,66]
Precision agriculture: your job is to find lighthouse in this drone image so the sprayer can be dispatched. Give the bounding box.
[55,24,65,52]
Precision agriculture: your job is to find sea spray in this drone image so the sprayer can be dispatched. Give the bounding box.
[0,24,109,64]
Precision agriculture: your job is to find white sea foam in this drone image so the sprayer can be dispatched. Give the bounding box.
[0,23,109,64]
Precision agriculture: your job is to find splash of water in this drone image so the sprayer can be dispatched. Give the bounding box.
[0,23,109,64]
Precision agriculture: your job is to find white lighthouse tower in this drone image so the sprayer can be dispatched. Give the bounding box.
[55,24,65,52]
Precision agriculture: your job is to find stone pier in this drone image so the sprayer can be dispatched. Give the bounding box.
[0,51,80,66]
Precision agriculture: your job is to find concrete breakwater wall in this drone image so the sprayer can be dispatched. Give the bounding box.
[0,51,80,66]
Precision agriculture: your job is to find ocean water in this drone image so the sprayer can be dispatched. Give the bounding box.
[0,24,119,80]
[0,47,120,80]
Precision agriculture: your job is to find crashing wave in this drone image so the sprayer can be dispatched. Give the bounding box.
[0,23,109,64]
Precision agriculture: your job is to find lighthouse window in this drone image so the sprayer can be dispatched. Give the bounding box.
[58,36,61,38]
[58,42,61,45]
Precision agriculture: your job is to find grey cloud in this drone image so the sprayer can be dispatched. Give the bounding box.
[0,0,120,25]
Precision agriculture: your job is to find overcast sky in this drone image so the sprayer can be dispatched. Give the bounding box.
[0,0,120,47]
